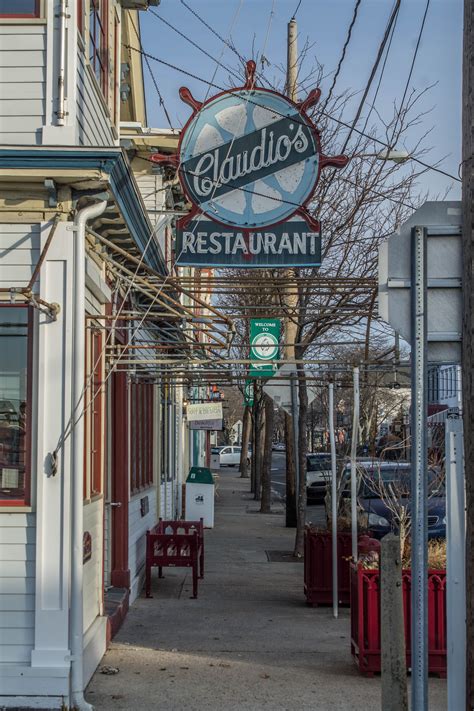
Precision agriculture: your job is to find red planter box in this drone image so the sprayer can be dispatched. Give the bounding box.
[350,563,446,677]
[304,530,353,606]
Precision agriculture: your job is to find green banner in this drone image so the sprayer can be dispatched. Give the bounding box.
[249,318,280,379]
[244,379,254,406]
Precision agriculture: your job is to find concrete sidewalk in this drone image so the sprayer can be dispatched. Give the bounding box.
[86,470,447,711]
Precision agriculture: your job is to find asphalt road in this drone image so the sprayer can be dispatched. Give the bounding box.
[270,450,326,526]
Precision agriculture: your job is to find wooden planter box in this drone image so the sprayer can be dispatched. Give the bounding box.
[304,529,353,606]
[350,563,447,677]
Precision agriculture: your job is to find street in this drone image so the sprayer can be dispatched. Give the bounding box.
[270,451,326,527]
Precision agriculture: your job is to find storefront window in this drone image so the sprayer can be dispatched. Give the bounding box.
[0,306,31,506]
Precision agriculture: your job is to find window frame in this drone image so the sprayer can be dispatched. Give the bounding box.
[89,0,109,97]
[0,304,33,508]
[130,381,154,496]
[0,0,40,18]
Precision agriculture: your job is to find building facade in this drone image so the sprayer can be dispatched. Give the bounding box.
[0,2,191,708]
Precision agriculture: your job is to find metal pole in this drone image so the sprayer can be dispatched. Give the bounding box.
[446,416,466,710]
[328,382,338,618]
[410,225,428,710]
[350,366,360,562]
[290,372,300,513]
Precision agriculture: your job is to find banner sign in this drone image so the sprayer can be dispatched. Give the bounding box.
[152,60,348,269]
[250,318,280,378]
[175,217,321,268]
[187,402,223,422]
[244,380,254,406]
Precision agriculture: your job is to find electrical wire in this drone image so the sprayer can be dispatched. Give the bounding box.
[293,0,303,18]
[123,44,460,184]
[180,0,246,65]
[149,8,243,84]
[322,0,362,112]
[128,13,174,129]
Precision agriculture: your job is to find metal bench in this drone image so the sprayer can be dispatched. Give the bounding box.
[145,518,204,599]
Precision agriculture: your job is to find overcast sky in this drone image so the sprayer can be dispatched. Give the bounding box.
[138,0,462,199]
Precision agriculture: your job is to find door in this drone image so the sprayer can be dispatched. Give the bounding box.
[109,371,130,589]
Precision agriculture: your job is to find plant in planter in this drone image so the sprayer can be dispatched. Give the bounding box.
[350,538,446,677]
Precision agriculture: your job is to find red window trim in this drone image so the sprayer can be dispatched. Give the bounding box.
[0,0,40,18]
[0,304,33,507]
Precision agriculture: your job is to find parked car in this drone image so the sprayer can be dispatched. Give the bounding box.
[306,452,332,504]
[211,446,224,455]
[272,442,285,452]
[219,445,250,467]
[340,461,446,539]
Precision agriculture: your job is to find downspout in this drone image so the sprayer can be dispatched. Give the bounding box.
[56,0,68,125]
[71,199,107,711]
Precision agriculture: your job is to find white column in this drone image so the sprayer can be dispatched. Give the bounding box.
[31,221,73,669]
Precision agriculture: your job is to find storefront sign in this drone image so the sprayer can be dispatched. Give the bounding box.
[151,61,347,268]
[176,217,321,268]
[187,402,223,430]
[250,318,280,378]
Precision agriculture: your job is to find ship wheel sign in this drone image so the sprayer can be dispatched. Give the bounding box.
[151,61,348,268]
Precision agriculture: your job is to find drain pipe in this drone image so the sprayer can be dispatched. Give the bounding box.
[56,0,68,125]
[70,199,107,711]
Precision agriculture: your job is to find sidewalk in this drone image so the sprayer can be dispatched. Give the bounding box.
[86,470,447,711]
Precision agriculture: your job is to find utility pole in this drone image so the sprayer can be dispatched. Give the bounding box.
[284,15,299,528]
[462,3,474,707]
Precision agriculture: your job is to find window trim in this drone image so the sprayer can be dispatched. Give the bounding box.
[0,304,33,508]
[0,0,40,18]
[89,0,109,98]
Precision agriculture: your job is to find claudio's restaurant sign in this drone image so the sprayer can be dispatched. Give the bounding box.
[152,61,348,268]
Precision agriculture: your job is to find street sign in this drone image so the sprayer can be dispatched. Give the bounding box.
[378,201,462,363]
[175,215,321,268]
[263,363,318,414]
[249,318,280,378]
[152,60,348,269]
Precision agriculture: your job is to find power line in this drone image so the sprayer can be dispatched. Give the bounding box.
[387,0,431,151]
[124,43,460,184]
[179,0,246,65]
[149,8,243,84]
[128,13,174,129]
[322,0,363,112]
[293,0,303,17]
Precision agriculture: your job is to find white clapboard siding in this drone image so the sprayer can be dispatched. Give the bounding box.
[76,50,115,147]
[83,498,104,634]
[0,26,45,144]
[0,513,36,665]
[0,223,41,291]
[128,486,157,603]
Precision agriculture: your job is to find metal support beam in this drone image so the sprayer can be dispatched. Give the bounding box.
[410,225,428,710]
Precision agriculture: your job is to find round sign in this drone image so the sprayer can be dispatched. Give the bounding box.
[251,331,279,360]
[179,88,320,229]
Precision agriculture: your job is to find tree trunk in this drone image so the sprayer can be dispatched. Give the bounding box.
[285,412,297,527]
[260,393,274,513]
[254,386,264,501]
[240,405,252,478]
[294,366,308,557]
[250,399,257,494]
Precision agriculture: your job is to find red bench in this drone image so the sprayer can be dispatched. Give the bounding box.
[145,518,204,599]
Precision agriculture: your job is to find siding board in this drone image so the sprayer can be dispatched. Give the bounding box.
[76,50,114,147]
[0,26,45,144]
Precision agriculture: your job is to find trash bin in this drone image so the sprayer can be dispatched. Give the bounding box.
[185,466,215,528]
[210,453,220,470]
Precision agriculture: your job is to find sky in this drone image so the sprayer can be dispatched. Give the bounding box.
[138,0,463,200]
